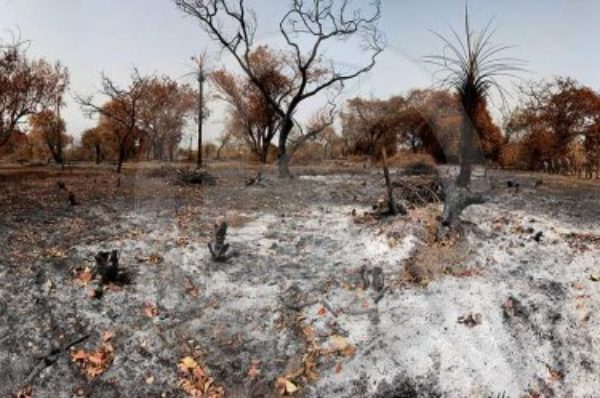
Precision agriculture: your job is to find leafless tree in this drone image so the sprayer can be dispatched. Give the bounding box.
[174,0,384,177]
[77,69,148,173]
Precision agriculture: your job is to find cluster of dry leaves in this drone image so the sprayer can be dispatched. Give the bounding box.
[275,324,356,396]
[70,331,115,380]
[564,232,600,253]
[178,356,225,398]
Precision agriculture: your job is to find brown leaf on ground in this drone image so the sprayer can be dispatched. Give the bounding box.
[143,302,159,318]
[548,368,565,382]
[70,333,115,380]
[15,386,32,398]
[276,377,299,396]
[184,278,200,297]
[46,247,66,258]
[178,356,224,398]
[75,269,93,285]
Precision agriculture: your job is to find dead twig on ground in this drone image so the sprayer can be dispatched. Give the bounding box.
[24,334,90,385]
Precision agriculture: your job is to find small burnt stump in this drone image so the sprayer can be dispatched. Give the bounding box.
[94,250,130,286]
[67,191,79,206]
[208,221,231,262]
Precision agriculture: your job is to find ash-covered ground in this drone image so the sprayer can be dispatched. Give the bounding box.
[1,163,599,397]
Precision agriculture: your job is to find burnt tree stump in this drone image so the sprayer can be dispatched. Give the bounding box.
[94,250,130,285]
[245,171,262,186]
[437,182,486,240]
[381,148,406,216]
[67,191,79,206]
[208,221,231,262]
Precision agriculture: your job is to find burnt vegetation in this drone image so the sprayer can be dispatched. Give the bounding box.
[2,2,600,397]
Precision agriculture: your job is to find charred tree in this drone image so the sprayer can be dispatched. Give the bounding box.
[437,181,486,240]
[426,8,520,236]
[175,0,383,178]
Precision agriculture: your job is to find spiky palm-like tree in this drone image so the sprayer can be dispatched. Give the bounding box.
[426,8,522,187]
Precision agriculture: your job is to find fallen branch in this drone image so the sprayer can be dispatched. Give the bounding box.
[24,334,90,385]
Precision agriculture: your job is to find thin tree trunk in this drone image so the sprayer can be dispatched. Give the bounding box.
[197,71,205,169]
[56,97,64,170]
[116,146,125,173]
[456,114,474,187]
[95,144,101,164]
[381,148,401,215]
[277,118,294,178]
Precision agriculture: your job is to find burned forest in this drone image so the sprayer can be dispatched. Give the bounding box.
[1,1,600,397]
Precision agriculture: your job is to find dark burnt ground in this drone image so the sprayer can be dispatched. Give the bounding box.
[0,162,598,397]
[486,170,600,229]
[0,161,381,397]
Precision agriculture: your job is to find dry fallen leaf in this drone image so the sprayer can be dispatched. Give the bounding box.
[276,377,298,395]
[184,278,200,297]
[180,356,198,370]
[71,349,87,361]
[548,368,564,382]
[47,247,66,258]
[75,269,93,285]
[15,386,32,398]
[143,302,159,318]
[101,330,114,342]
[70,334,114,380]
[178,356,224,398]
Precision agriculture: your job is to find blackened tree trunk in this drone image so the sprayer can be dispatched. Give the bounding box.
[95,143,102,164]
[456,117,475,187]
[277,117,294,178]
[116,146,126,173]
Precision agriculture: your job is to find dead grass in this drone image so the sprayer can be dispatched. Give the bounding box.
[382,152,436,168]
[401,206,477,284]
